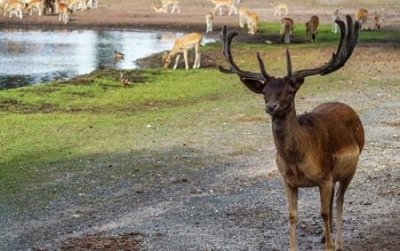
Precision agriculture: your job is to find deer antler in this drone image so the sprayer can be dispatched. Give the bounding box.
[288,15,360,80]
[219,26,271,82]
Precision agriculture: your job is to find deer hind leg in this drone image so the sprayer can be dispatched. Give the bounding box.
[321,183,335,244]
[284,183,298,251]
[193,45,200,69]
[319,181,335,251]
[335,175,354,251]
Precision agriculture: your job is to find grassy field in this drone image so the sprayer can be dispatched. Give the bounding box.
[0,23,399,212]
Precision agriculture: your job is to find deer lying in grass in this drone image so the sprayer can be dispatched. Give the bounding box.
[280,17,294,44]
[305,15,319,42]
[219,15,364,251]
[162,33,203,70]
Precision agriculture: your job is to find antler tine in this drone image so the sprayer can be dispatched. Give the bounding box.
[219,26,268,81]
[256,52,271,79]
[286,49,292,78]
[291,15,360,80]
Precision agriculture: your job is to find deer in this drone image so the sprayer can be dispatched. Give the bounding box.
[238,7,259,35]
[332,7,341,33]
[208,0,237,16]
[219,15,364,251]
[206,10,214,33]
[3,0,24,19]
[280,17,294,44]
[305,15,319,42]
[156,0,180,14]
[270,2,288,17]
[162,32,203,70]
[57,2,72,24]
[356,8,368,26]
[24,0,43,16]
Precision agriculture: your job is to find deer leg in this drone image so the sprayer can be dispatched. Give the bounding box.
[173,54,181,70]
[335,175,354,251]
[284,182,298,251]
[193,45,200,69]
[321,183,335,243]
[183,50,189,70]
[319,181,334,251]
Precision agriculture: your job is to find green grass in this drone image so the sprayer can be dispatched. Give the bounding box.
[0,25,399,208]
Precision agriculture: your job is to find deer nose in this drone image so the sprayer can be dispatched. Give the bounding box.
[266,103,278,114]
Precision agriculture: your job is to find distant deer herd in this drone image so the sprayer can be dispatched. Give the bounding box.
[0,0,97,24]
[153,0,382,69]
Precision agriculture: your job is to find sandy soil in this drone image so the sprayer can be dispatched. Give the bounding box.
[1,1,399,250]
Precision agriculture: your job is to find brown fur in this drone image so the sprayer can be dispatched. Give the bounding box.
[306,15,319,42]
[219,16,363,251]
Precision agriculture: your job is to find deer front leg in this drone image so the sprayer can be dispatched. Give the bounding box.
[319,180,334,251]
[183,49,189,70]
[284,182,298,251]
[173,54,181,69]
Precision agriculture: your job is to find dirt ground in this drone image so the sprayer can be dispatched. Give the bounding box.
[1,0,400,250]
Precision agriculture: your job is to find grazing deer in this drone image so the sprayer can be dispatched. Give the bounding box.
[361,11,381,31]
[270,2,288,17]
[157,0,180,14]
[332,8,341,33]
[57,2,72,24]
[3,0,24,19]
[246,11,260,35]
[24,0,43,16]
[152,3,167,13]
[219,15,363,251]
[87,0,97,9]
[206,10,214,33]
[356,8,368,26]
[373,12,381,30]
[238,6,250,28]
[238,7,259,35]
[162,33,203,70]
[280,17,294,44]
[306,15,319,42]
[208,0,237,16]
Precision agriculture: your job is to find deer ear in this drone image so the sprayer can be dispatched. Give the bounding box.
[240,77,265,94]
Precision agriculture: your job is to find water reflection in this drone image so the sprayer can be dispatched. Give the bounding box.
[0,29,179,89]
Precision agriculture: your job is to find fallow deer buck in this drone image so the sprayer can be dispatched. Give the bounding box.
[162,32,203,70]
[219,15,364,251]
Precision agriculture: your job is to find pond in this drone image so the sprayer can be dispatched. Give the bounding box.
[0,29,199,90]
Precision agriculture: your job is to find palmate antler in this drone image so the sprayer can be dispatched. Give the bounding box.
[219,15,360,83]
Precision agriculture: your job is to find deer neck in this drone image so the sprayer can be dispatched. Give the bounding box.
[271,104,306,163]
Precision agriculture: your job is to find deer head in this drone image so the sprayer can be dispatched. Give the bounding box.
[219,15,360,118]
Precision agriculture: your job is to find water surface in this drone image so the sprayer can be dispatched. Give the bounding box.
[0,29,179,89]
